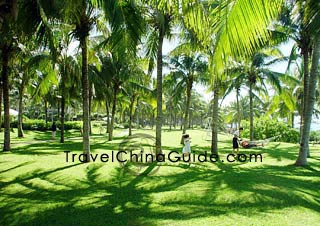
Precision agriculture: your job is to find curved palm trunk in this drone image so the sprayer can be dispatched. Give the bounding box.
[249,82,254,141]
[296,35,320,166]
[109,85,118,141]
[18,80,25,137]
[181,76,193,144]
[211,81,219,155]
[80,35,90,162]
[60,96,65,143]
[156,27,164,155]
[2,45,11,151]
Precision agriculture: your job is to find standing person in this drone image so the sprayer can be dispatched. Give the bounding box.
[233,127,243,138]
[51,122,57,139]
[233,127,243,154]
[182,134,191,164]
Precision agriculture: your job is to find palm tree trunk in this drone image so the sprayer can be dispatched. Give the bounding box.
[45,100,48,127]
[129,95,135,136]
[0,81,2,132]
[80,35,90,162]
[1,0,17,149]
[106,99,110,133]
[181,77,193,144]
[2,46,11,151]
[301,49,310,156]
[169,104,173,130]
[211,81,219,155]
[109,85,118,141]
[60,96,65,143]
[18,81,25,138]
[236,87,240,129]
[296,35,320,166]
[151,111,154,129]
[156,26,164,155]
[89,82,93,135]
[291,112,294,128]
[249,82,254,141]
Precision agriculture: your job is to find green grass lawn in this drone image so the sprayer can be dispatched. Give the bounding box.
[0,128,319,226]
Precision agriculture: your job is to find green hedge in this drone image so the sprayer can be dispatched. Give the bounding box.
[310,131,320,143]
[240,117,300,143]
[11,120,82,131]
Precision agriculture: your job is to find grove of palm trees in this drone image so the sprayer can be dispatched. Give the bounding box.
[1,0,319,225]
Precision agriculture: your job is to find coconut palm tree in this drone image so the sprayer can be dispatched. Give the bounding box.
[165,53,208,143]
[15,41,56,138]
[0,0,17,151]
[144,6,174,154]
[0,0,59,151]
[223,47,289,140]
[56,31,81,143]
[188,0,284,154]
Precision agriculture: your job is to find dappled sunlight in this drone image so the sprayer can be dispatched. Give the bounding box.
[0,129,319,225]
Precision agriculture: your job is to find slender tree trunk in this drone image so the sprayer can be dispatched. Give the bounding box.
[181,77,193,144]
[211,81,219,155]
[301,49,310,156]
[236,87,240,129]
[156,27,164,155]
[80,34,90,162]
[89,82,93,135]
[60,96,65,143]
[291,112,294,128]
[45,100,48,127]
[296,35,320,166]
[2,46,11,151]
[129,95,135,136]
[109,85,118,141]
[249,81,254,141]
[299,98,303,135]
[151,111,154,130]
[18,81,25,138]
[169,104,172,130]
[106,99,110,133]
[0,81,2,132]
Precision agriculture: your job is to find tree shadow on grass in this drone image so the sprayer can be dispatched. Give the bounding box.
[1,137,320,226]
[10,139,122,156]
[0,157,319,226]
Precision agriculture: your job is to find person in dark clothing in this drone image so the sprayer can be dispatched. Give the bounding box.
[232,128,243,154]
[51,122,57,139]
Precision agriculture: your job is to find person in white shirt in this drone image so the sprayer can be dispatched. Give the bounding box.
[182,134,191,163]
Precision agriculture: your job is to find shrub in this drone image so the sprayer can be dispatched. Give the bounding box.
[11,119,82,131]
[122,122,139,129]
[240,117,299,143]
[310,131,320,142]
[61,121,82,130]
[22,119,49,131]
